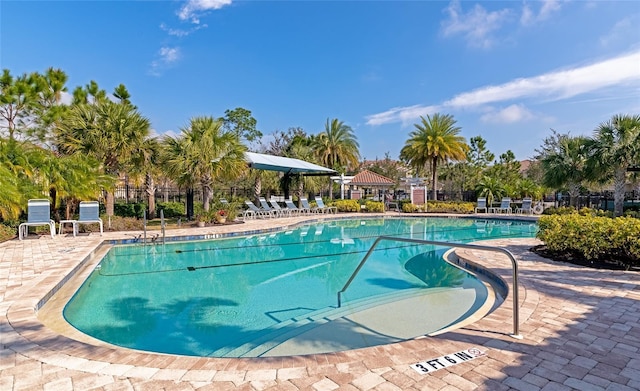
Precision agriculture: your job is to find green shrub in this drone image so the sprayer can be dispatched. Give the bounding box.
[364,200,384,212]
[114,202,146,218]
[157,202,185,218]
[537,214,640,270]
[333,199,360,212]
[0,224,16,242]
[426,201,475,214]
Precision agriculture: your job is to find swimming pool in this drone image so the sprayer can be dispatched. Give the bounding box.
[63,217,537,357]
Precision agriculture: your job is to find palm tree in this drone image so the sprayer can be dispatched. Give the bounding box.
[56,100,151,216]
[541,135,590,207]
[314,118,360,172]
[400,113,469,200]
[475,176,505,209]
[589,114,640,216]
[162,116,247,215]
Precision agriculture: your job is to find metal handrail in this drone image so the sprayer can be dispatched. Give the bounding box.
[337,236,522,339]
[160,209,165,244]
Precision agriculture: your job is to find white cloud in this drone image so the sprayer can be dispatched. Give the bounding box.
[149,46,182,76]
[599,14,640,47]
[160,22,208,37]
[366,50,640,126]
[445,50,640,107]
[366,105,440,126]
[441,0,511,49]
[178,0,232,24]
[480,104,534,123]
[521,0,564,26]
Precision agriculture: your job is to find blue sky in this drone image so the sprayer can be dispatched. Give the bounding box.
[2,0,639,163]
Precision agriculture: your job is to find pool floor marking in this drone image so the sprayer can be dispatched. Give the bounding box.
[410,347,486,374]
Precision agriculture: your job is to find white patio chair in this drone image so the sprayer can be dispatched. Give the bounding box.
[474,197,488,213]
[315,197,337,214]
[19,199,56,240]
[76,201,103,236]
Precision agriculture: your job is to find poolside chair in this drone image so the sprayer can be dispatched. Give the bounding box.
[515,198,533,215]
[76,201,103,236]
[259,197,283,217]
[269,198,294,217]
[300,197,321,213]
[244,200,275,219]
[492,197,512,214]
[474,197,488,213]
[19,199,56,240]
[285,199,308,215]
[315,197,337,214]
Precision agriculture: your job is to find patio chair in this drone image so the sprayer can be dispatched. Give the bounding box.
[300,197,321,213]
[269,198,294,217]
[244,200,275,219]
[492,197,512,214]
[285,199,308,215]
[474,197,488,213]
[19,199,56,240]
[76,201,103,236]
[259,197,283,217]
[515,198,533,215]
[315,197,337,214]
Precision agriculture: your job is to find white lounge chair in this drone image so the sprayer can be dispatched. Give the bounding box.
[492,197,512,214]
[19,199,56,240]
[474,197,488,213]
[300,197,321,213]
[285,199,308,215]
[515,198,533,215]
[245,200,275,219]
[75,201,103,236]
[315,197,337,214]
[259,197,283,217]
[269,198,294,217]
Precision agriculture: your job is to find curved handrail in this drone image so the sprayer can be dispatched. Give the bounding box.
[337,236,522,339]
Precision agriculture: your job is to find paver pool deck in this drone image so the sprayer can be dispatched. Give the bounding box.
[1,212,638,390]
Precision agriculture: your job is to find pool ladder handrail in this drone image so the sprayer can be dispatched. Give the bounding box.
[337,236,523,339]
[142,210,166,245]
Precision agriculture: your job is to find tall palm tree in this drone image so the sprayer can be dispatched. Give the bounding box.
[313,118,360,198]
[314,118,360,172]
[541,135,590,207]
[56,100,151,216]
[400,113,469,200]
[163,117,247,214]
[589,114,640,216]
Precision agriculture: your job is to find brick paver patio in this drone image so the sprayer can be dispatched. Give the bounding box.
[1,213,638,390]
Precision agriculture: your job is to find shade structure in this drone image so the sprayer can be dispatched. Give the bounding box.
[245,152,337,176]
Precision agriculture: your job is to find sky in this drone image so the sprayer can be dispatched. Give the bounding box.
[2,0,639,163]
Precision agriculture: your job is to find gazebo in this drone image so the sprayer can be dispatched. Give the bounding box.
[348,169,395,201]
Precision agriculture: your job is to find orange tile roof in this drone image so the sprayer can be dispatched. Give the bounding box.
[350,169,395,186]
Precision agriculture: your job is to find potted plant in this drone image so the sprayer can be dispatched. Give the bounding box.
[196,214,208,227]
[215,209,227,224]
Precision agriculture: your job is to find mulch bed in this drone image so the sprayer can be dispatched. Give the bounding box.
[530,245,637,271]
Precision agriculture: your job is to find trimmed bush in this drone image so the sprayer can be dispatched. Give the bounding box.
[537,214,640,270]
[426,201,475,214]
[364,200,384,212]
[157,202,185,218]
[333,199,360,212]
[114,202,146,218]
[0,224,16,242]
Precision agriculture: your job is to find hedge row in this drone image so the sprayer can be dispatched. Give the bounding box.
[402,201,475,214]
[537,214,640,270]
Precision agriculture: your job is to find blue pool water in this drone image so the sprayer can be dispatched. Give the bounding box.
[63,217,536,357]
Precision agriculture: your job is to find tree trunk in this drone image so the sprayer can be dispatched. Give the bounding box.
[431,157,438,201]
[106,191,115,216]
[568,182,580,208]
[613,167,627,217]
[186,188,194,220]
[146,173,156,219]
[253,175,262,205]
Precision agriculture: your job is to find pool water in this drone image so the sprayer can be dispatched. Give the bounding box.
[63,217,536,357]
